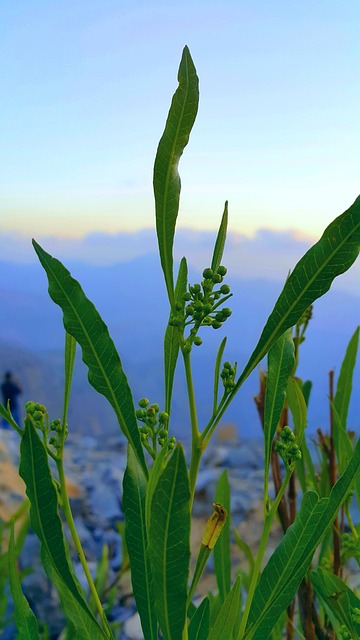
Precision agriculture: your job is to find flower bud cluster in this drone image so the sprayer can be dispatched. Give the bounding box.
[169,265,232,352]
[26,401,48,432]
[341,532,360,565]
[136,398,175,458]
[220,361,237,394]
[339,624,351,639]
[275,426,302,468]
[48,418,68,451]
[352,608,360,624]
[25,401,67,452]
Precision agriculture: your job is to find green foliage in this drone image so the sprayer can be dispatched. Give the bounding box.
[2,45,360,640]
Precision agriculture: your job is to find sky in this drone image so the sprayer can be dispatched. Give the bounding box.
[1,0,360,245]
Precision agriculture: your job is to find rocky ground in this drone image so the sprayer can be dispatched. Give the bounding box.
[0,427,358,639]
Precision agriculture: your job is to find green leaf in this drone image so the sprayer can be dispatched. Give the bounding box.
[286,377,308,492]
[334,327,359,429]
[41,548,108,640]
[263,329,294,481]
[211,202,228,273]
[232,528,255,578]
[213,337,227,415]
[164,257,188,413]
[19,417,107,639]
[334,327,359,471]
[244,436,360,639]
[188,598,210,640]
[62,331,76,430]
[310,567,360,639]
[214,470,231,602]
[208,575,241,640]
[149,443,191,640]
[145,443,169,535]
[153,45,199,305]
[123,447,157,640]
[32,240,148,479]
[286,377,307,445]
[237,195,360,388]
[8,522,41,640]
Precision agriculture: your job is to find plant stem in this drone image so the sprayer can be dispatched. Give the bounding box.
[56,458,113,638]
[237,467,293,639]
[182,349,202,501]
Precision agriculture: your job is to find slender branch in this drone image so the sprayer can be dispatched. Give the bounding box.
[56,459,113,638]
[329,370,340,576]
[182,348,202,502]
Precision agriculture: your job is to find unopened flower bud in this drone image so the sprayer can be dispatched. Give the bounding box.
[202,268,213,279]
[217,265,227,276]
[220,284,230,294]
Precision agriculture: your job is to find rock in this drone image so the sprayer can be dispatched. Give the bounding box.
[123,612,143,640]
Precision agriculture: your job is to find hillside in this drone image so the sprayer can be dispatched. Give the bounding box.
[1,253,359,440]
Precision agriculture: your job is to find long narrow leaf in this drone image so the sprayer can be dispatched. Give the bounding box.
[149,444,191,640]
[214,471,231,602]
[211,202,228,273]
[286,377,308,493]
[63,331,76,429]
[213,337,227,415]
[245,436,360,639]
[334,326,359,472]
[310,567,360,639]
[236,195,360,389]
[153,45,199,305]
[164,257,188,413]
[208,575,241,640]
[19,417,107,638]
[41,548,108,640]
[263,329,294,483]
[8,522,40,640]
[32,240,148,479]
[123,447,157,640]
[334,327,359,430]
[189,598,210,640]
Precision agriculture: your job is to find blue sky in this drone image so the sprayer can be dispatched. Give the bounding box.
[1,0,359,241]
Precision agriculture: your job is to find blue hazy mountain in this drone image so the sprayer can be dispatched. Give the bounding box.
[1,250,359,440]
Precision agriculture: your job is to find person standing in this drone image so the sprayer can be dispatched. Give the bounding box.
[1,371,22,427]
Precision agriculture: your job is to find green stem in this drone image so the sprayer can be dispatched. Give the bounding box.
[238,467,293,639]
[344,502,358,539]
[182,348,202,502]
[56,458,113,638]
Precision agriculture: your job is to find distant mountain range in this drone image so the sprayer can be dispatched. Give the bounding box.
[1,247,359,441]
